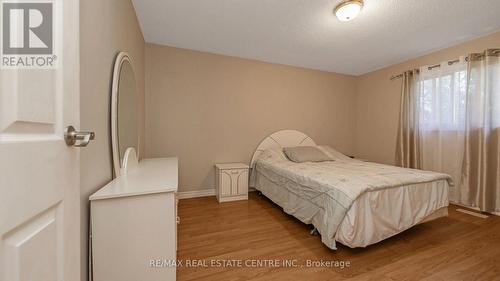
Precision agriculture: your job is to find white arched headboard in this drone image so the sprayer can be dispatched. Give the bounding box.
[249,130,316,168]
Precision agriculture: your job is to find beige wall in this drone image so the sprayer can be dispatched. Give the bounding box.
[354,31,500,165]
[145,44,357,191]
[80,1,145,280]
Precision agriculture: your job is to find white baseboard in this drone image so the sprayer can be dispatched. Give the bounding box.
[456,208,489,218]
[452,201,500,217]
[177,188,257,199]
[177,189,215,199]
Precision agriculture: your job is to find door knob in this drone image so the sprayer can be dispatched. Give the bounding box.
[64,126,95,147]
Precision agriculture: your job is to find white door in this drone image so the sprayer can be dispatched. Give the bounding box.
[0,0,80,281]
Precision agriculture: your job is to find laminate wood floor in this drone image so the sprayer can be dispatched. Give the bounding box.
[177,193,500,281]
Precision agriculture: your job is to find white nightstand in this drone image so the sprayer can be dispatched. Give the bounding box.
[215,163,249,203]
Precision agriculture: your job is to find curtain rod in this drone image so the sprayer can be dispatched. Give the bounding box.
[390,49,500,80]
[390,59,461,80]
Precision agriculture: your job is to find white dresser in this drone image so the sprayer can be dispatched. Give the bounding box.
[215,163,249,202]
[90,157,178,281]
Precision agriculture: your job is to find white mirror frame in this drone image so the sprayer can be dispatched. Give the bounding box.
[111,52,139,177]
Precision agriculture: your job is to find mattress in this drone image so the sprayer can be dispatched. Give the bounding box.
[252,147,450,249]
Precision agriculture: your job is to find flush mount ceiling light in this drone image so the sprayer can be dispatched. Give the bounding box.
[334,0,363,22]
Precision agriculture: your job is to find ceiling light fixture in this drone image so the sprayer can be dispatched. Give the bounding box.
[334,0,363,22]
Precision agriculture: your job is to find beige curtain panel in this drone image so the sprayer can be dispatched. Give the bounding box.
[460,50,500,212]
[396,49,500,213]
[395,70,421,169]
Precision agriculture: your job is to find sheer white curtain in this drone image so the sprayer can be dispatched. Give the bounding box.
[396,50,500,212]
[416,57,468,203]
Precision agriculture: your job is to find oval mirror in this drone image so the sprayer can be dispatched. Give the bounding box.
[111,52,139,177]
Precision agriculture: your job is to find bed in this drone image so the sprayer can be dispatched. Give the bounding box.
[249,130,451,250]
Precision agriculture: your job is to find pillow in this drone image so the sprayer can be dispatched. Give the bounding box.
[317,145,352,161]
[283,146,333,163]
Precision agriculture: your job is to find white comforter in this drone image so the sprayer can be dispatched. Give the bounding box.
[253,147,453,249]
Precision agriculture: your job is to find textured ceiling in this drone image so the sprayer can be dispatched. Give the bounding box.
[132,0,500,75]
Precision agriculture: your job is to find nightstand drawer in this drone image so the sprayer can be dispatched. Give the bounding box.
[215,163,249,203]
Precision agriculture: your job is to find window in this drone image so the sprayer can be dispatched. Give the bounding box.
[417,65,468,131]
